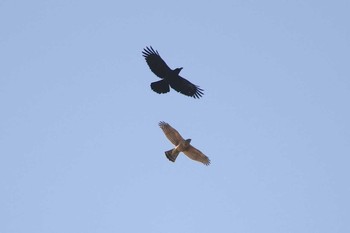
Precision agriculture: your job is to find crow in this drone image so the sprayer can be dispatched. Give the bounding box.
[142,46,204,99]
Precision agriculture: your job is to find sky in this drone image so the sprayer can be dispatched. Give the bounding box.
[1,0,349,232]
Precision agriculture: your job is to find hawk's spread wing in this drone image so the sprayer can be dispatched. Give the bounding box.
[183,145,210,166]
[169,75,204,99]
[159,121,184,145]
[142,46,171,79]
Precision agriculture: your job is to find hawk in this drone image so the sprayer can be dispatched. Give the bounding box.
[142,46,204,99]
[158,121,210,166]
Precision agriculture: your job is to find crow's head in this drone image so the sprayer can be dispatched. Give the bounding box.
[174,67,183,74]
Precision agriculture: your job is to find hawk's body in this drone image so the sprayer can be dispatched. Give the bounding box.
[142,46,204,99]
[159,121,210,166]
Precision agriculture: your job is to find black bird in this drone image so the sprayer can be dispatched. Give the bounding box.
[142,46,204,99]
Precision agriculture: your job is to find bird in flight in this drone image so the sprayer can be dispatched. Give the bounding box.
[142,46,204,99]
[158,121,210,166]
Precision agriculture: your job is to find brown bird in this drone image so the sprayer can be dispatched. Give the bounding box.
[142,46,204,98]
[158,121,210,166]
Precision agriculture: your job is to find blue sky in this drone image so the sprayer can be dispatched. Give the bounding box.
[1,0,349,232]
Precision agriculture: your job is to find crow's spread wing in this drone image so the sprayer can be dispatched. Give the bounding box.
[169,76,204,99]
[142,46,171,79]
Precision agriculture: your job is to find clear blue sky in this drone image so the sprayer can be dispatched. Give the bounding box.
[1,0,349,232]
